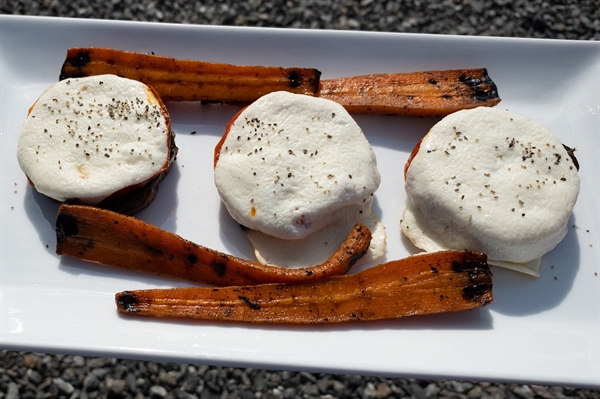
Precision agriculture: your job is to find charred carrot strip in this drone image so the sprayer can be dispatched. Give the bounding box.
[115,251,493,323]
[59,48,500,116]
[56,204,371,286]
[318,69,500,116]
[59,48,321,102]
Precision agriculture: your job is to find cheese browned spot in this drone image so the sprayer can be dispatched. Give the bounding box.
[214,91,385,267]
[401,107,580,277]
[17,75,176,214]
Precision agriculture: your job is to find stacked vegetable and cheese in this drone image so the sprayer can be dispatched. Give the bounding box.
[17,74,176,214]
[214,91,386,267]
[401,107,580,276]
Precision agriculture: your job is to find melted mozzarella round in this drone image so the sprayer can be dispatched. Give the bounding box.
[215,91,385,266]
[401,107,580,277]
[17,75,171,205]
[215,91,381,240]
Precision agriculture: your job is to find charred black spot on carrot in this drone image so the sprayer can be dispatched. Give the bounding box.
[56,213,79,242]
[451,261,464,273]
[459,69,499,102]
[116,291,140,312]
[187,253,198,266]
[59,72,86,80]
[349,249,368,267]
[287,71,301,88]
[309,74,320,86]
[62,50,91,70]
[145,245,165,256]
[462,283,493,302]
[211,261,227,277]
[238,296,261,310]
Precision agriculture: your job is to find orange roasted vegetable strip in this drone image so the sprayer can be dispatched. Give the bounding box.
[115,251,493,323]
[56,204,371,286]
[319,69,500,116]
[59,48,321,102]
[59,48,500,116]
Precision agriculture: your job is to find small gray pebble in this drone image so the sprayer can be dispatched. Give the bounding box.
[298,371,317,384]
[83,373,100,391]
[149,384,168,398]
[5,382,19,399]
[26,368,43,385]
[106,377,127,395]
[52,377,75,394]
[72,356,86,367]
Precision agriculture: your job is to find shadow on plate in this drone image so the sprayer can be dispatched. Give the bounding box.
[217,202,257,260]
[135,162,182,231]
[216,192,388,271]
[57,254,203,289]
[23,160,182,258]
[354,114,440,154]
[23,186,62,256]
[166,101,242,136]
[115,304,493,332]
[490,213,580,317]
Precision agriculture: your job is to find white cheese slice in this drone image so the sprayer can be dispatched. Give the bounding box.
[401,107,580,277]
[247,205,386,268]
[17,75,171,205]
[214,91,385,266]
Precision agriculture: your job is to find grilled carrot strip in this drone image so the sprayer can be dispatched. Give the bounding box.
[59,48,500,116]
[115,250,493,323]
[319,69,500,116]
[59,47,321,102]
[55,204,371,286]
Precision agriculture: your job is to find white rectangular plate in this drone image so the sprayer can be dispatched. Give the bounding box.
[1,15,599,387]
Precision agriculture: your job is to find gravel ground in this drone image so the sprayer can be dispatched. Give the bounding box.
[2,0,600,39]
[1,1,600,398]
